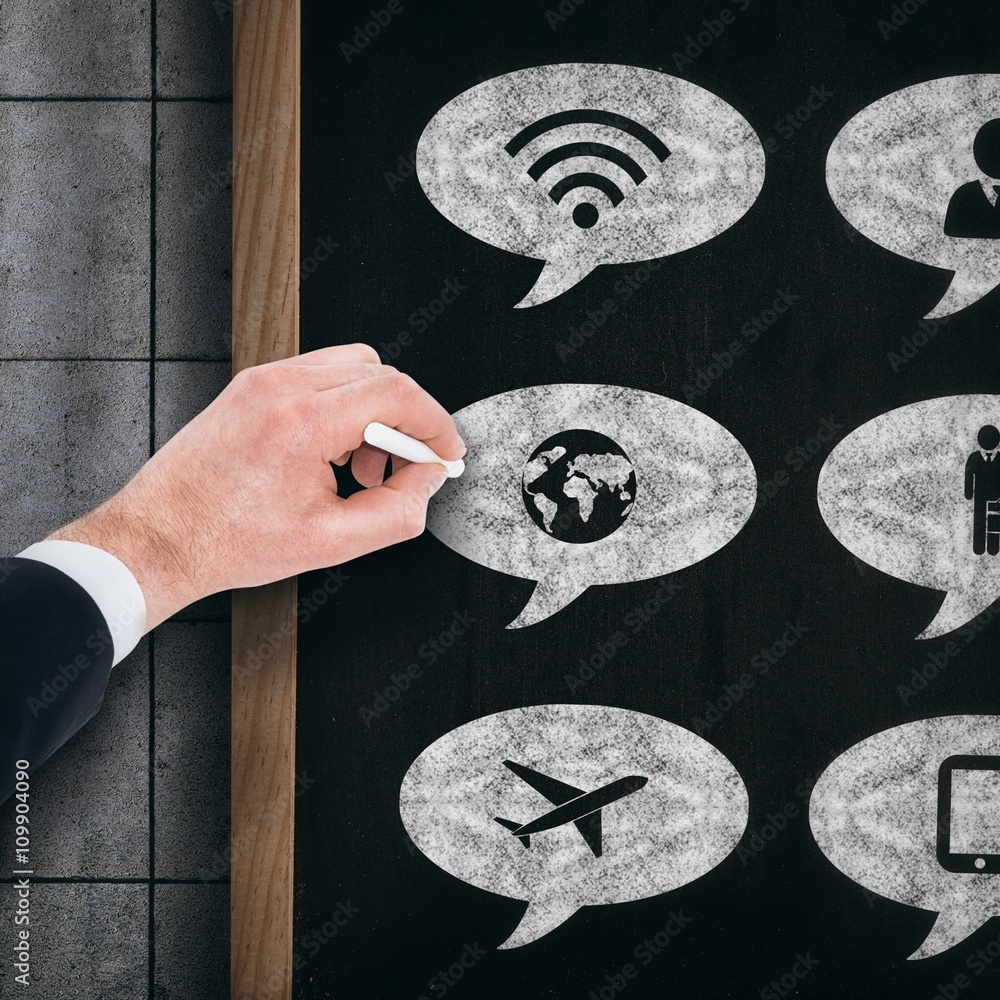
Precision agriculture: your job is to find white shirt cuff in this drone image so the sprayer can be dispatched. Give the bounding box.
[17,540,147,667]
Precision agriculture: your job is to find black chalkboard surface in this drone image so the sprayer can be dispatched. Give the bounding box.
[297,2,1000,997]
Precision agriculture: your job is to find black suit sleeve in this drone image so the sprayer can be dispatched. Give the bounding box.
[0,557,116,805]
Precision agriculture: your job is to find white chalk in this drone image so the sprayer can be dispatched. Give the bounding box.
[363,422,465,478]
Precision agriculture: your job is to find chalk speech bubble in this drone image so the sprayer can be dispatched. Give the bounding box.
[810,716,1000,960]
[400,704,749,949]
[417,63,765,308]
[427,384,757,628]
[818,395,1000,639]
[827,75,1000,319]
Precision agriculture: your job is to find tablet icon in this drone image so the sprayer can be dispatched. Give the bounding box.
[937,755,1000,875]
[810,716,1000,960]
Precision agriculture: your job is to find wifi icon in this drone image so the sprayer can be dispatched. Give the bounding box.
[505,109,671,229]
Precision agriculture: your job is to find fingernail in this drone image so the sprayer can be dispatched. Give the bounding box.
[430,469,449,496]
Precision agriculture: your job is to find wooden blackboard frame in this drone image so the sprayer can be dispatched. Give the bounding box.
[231,5,1000,997]
[232,2,300,998]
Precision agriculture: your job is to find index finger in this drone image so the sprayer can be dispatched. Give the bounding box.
[275,344,381,367]
[318,370,466,462]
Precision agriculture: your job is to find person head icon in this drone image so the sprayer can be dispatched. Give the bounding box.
[977,424,1000,451]
[944,120,1000,238]
[973,119,1000,180]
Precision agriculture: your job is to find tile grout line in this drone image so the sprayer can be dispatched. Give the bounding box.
[0,877,230,885]
[148,1,158,995]
[0,95,232,103]
[0,357,231,363]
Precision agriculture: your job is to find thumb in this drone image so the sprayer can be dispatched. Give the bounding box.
[322,461,449,564]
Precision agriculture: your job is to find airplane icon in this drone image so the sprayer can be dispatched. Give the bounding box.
[494,759,648,858]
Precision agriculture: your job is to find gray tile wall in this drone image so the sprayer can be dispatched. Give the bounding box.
[0,3,232,997]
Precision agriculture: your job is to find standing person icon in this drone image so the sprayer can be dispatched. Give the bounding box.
[944,118,1000,239]
[965,424,1000,555]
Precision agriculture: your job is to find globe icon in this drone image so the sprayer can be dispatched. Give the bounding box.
[521,429,637,544]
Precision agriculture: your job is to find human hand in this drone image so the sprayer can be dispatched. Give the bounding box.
[48,345,465,630]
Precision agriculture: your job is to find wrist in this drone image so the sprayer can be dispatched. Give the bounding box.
[48,491,202,631]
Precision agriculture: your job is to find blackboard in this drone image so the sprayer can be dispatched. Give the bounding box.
[295,2,1000,997]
